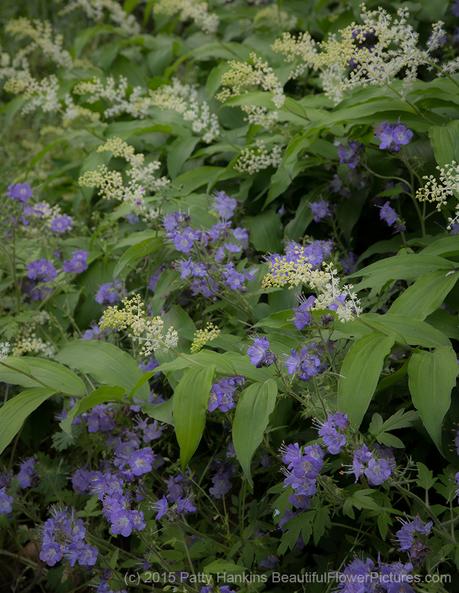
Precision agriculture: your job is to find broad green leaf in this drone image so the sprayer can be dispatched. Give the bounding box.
[429,121,459,166]
[56,341,149,397]
[408,347,458,452]
[113,236,163,277]
[232,379,277,486]
[243,210,282,252]
[389,271,459,319]
[421,235,459,257]
[61,385,126,434]
[172,365,215,468]
[0,388,56,455]
[0,357,85,396]
[143,398,174,426]
[167,135,199,178]
[338,332,395,427]
[361,313,450,348]
[350,254,455,291]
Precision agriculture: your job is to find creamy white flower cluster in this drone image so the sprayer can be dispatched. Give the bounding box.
[272,4,445,103]
[416,161,459,231]
[217,53,285,127]
[5,18,73,68]
[0,342,11,361]
[78,137,169,220]
[155,0,219,34]
[60,0,140,35]
[149,79,220,143]
[6,312,55,358]
[262,248,361,323]
[235,140,282,175]
[100,295,179,358]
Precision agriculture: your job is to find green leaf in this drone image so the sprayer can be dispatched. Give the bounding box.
[389,271,459,320]
[143,398,174,426]
[416,462,437,490]
[408,347,458,452]
[338,333,395,428]
[203,560,245,575]
[362,313,450,348]
[421,235,459,257]
[232,379,278,486]
[429,121,459,166]
[0,357,86,396]
[0,388,56,455]
[113,236,163,277]
[350,254,455,292]
[243,210,282,252]
[172,365,215,468]
[56,341,149,397]
[60,385,126,434]
[167,135,199,178]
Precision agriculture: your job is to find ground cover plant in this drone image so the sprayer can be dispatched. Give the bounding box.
[1,0,459,591]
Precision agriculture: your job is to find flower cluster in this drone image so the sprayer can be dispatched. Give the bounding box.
[273,5,445,103]
[154,474,197,521]
[415,161,459,229]
[60,0,141,35]
[217,53,285,127]
[39,508,98,567]
[375,122,413,152]
[150,79,220,143]
[235,140,283,175]
[190,323,221,353]
[281,443,324,510]
[154,0,219,34]
[208,376,245,412]
[262,243,361,322]
[352,444,395,486]
[164,193,255,298]
[378,201,406,233]
[317,413,349,454]
[79,138,169,220]
[247,337,275,368]
[396,516,432,563]
[99,294,179,357]
[335,557,415,593]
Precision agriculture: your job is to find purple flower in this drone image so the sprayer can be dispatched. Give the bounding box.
[336,557,375,593]
[178,259,207,279]
[71,468,94,494]
[247,336,275,367]
[126,447,155,477]
[208,376,245,412]
[317,412,349,454]
[338,141,362,169]
[95,281,124,304]
[170,227,200,254]
[396,516,432,562]
[39,508,98,567]
[214,191,237,220]
[7,182,32,203]
[340,252,357,274]
[309,200,331,222]
[154,496,169,521]
[379,561,414,593]
[83,404,116,433]
[163,211,188,233]
[375,122,413,152]
[281,443,324,510]
[455,472,459,501]
[259,555,279,569]
[293,296,316,330]
[285,344,323,381]
[209,463,233,499]
[63,250,88,274]
[50,214,73,234]
[0,488,13,516]
[82,324,102,340]
[453,0,459,16]
[222,262,252,291]
[352,445,394,486]
[26,258,57,282]
[17,457,37,489]
[379,202,398,226]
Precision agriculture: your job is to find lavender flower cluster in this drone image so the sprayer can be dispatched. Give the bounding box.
[163,192,255,297]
